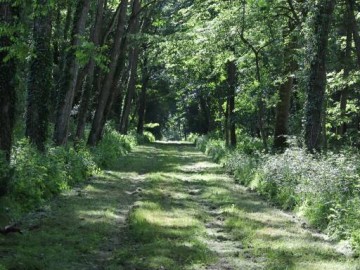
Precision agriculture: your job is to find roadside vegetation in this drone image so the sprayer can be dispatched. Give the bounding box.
[195,134,360,257]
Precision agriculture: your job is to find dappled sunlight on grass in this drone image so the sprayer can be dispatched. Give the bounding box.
[1,142,358,270]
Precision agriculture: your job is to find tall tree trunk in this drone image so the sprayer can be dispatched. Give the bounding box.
[304,0,336,152]
[226,60,237,148]
[75,0,106,140]
[199,94,210,134]
[0,2,17,195]
[26,0,53,152]
[337,15,352,136]
[88,0,128,146]
[119,47,140,134]
[347,0,360,67]
[137,58,150,135]
[119,0,142,135]
[0,3,17,162]
[53,0,90,145]
[274,28,297,152]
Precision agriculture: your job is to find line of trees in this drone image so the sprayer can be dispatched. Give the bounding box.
[1,0,360,171]
[0,0,161,161]
[153,0,360,153]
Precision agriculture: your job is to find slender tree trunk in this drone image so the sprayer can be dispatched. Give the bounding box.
[75,0,105,140]
[304,0,336,152]
[53,0,90,145]
[88,0,128,146]
[347,0,360,67]
[226,60,237,147]
[337,17,352,136]
[199,94,210,134]
[119,0,142,135]
[137,58,150,135]
[26,0,53,152]
[119,47,140,134]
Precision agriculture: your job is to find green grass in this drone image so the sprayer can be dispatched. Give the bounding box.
[0,143,359,269]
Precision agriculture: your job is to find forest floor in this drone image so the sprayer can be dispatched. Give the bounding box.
[0,143,359,270]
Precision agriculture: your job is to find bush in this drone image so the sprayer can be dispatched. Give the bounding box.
[92,126,136,168]
[224,144,360,252]
[195,136,228,162]
[195,135,208,152]
[136,131,156,144]
[225,151,260,187]
[9,139,99,210]
[205,139,227,163]
[235,130,263,154]
[187,133,199,143]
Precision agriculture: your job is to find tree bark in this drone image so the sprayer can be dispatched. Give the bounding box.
[88,0,128,146]
[26,0,53,152]
[304,0,336,152]
[337,14,352,136]
[53,0,90,145]
[0,2,17,195]
[119,47,140,134]
[274,27,297,152]
[0,3,17,162]
[137,58,150,135]
[75,0,106,140]
[226,60,237,148]
[347,0,360,67]
[118,0,142,135]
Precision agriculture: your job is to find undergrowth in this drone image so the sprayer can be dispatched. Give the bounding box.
[196,135,360,255]
[0,126,137,219]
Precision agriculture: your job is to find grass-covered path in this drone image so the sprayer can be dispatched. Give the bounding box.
[0,143,358,270]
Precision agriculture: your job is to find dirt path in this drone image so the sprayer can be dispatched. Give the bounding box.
[0,143,358,270]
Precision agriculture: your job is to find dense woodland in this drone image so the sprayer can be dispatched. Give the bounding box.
[1,0,360,258]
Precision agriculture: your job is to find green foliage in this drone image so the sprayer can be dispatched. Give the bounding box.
[186,132,199,143]
[225,151,260,187]
[195,135,209,152]
[195,135,227,162]
[91,126,136,169]
[136,131,156,145]
[235,130,263,154]
[205,139,227,163]
[223,144,360,252]
[9,139,99,210]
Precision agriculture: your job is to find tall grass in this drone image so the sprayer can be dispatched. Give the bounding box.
[197,135,360,254]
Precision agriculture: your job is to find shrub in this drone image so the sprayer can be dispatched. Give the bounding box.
[136,131,156,144]
[223,144,360,251]
[225,151,260,187]
[92,126,136,168]
[195,135,208,152]
[235,130,263,154]
[8,139,99,210]
[187,133,199,143]
[205,139,227,162]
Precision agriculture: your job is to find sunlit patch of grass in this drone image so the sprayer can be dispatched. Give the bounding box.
[113,201,215,270]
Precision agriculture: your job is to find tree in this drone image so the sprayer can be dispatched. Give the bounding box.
[75,0,106,140]
[226,60,237,147]
[0,2,17,161]
[304,0,336,152]
[26,0,53,152]
[54,0,90,145]
[88,0,128,146]
[119,0,142,134]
